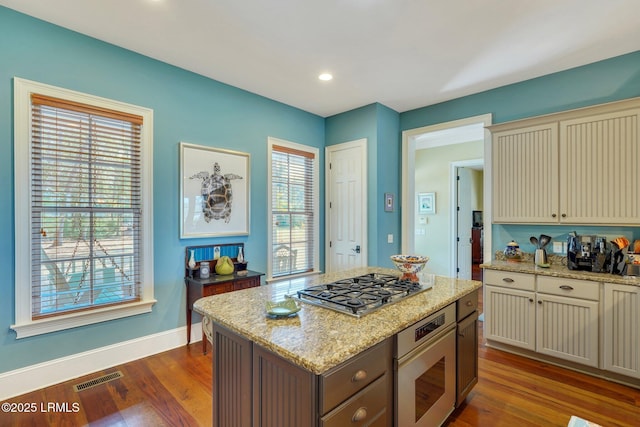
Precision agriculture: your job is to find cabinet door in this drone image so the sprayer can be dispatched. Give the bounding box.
[536,294,599,367]
[603,283,640,378]
[212,324,253,427]
[492,123,559,223]
[484,285,536,350]
[456,312,478,407]
[560,109,640,224]
[253,345,316,427]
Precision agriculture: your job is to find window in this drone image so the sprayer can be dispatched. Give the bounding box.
[12,78,155,338]
[268,138,319,279]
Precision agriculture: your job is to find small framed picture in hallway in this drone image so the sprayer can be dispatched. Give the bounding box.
[418,192,436,214]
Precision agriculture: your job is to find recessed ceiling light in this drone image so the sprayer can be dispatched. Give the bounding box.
[318,73,333,81]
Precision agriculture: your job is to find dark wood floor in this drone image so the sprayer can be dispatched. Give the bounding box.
[3,304,639,426]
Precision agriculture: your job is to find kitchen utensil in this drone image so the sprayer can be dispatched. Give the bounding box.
[530,236,539,248]
[539,234,552,249]
[534,248,548,266]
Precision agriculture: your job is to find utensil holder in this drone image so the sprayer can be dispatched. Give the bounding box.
[534,249,548,266]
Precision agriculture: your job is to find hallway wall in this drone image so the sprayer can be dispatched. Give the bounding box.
[414,140,483,275]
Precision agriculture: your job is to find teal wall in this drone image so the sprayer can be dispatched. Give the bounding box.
[374,104,401,267]
[325,103,401,267]
[400,50,640,253]
[0,7,324,373]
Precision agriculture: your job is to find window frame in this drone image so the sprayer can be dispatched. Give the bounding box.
[11,78,155,339]
[267,137,320,281]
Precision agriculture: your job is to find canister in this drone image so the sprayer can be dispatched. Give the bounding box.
[200,261,210,279]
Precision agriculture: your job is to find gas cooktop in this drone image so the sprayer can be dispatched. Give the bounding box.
[292,273,430,317]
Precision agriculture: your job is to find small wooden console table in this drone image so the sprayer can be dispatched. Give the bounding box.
[184,243,263,353]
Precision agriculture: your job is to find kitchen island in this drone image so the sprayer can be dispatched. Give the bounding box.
[193,267,482,426]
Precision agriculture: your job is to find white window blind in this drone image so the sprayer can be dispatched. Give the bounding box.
[30,94,143,319]
[271,144,316,277]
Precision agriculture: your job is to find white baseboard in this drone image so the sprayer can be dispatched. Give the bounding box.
[0,322,203,401]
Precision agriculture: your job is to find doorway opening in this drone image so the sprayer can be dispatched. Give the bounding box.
[452,161,484,280]
[401,114,492,278]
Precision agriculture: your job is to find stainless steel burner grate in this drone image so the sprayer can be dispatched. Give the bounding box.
[293,273,428,317]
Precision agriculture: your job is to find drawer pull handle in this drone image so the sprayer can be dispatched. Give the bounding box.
[466,301,473,307]
[559,285,574,290]
[352,407,367,422]
[352,369,367,382]
[502,278,515,283]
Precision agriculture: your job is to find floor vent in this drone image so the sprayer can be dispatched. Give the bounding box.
[73,371,123,392]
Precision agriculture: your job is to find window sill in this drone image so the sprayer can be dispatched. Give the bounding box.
[10,299,157,339]
[267,270,322,284]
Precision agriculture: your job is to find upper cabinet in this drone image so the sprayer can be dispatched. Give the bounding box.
[492,123,559,223]
[489,98,640,225]
[560,109,640,224]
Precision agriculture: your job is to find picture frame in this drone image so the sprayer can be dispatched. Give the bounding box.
[180,142,250,238]
[384,193,394,212]
[418,192,436,214]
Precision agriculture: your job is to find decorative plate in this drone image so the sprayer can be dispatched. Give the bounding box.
[266,299,301,318]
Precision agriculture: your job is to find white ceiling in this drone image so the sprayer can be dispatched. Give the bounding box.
[2,0,640,117]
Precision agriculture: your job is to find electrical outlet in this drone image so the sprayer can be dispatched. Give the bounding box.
[387,234,393,244]
[553,241,563,253]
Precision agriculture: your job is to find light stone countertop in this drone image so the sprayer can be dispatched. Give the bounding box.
[193,266,482,375]
[482,260,640,286]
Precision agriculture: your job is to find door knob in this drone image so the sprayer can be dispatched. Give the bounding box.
[352,245,361,254]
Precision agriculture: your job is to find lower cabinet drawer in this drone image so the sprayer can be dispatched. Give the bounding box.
[457,289,478,321]
[537,276,600,300]
[320,338,391,414]
[484,270,535,291]
[203,282,234,296]
[320,374,389,427]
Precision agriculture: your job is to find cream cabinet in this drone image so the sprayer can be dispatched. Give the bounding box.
[560,109,640,224]
[536,277,599,367]
[492,123,559,223]
[484,270,536,351]
[603,283,640,379]
[490,98,640,224]
[484,268,640,386]
[484,271,599,367]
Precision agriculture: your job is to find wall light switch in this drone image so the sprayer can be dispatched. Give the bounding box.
[387,234,393,244]
[553,241,563,253]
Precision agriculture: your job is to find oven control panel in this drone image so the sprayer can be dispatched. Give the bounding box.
[396,303,456,359]
[415,312,445,342]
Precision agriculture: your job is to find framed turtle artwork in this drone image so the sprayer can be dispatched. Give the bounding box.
[180,142,250,238]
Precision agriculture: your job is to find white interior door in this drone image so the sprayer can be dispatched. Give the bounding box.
[457,167,473,279]
[326,139,367,273]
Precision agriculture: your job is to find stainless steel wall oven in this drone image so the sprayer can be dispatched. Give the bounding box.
[395,303,456,427]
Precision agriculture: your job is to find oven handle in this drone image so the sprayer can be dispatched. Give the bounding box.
[397,324,456,367]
